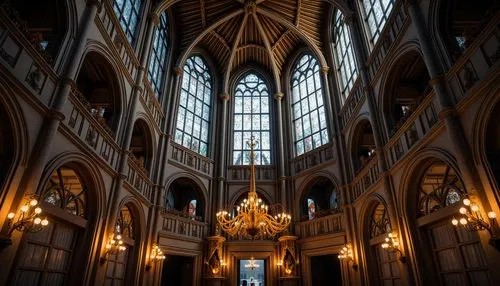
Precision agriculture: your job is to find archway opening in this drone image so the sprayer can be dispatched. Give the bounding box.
[5,0,68,64]
[300,177,339,221]
[164,178,205,221]
[76,51,122,134]
[384,51,431,136]
[0,103,14,194]
[130,119,153,172]
[351,119,376,173]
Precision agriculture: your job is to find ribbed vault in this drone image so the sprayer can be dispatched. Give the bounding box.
[155,0,348,93]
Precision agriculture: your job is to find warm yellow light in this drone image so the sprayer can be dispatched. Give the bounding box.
[459,218,468,225]
[470,205,479,212]
[20,205,29,213]
[33,217,42,225]
[488,212,497,219]
[29,199,38,206]
[463,198,471,206]
[451,218,458,226]
[41,219,49,226]
[459,207,467,214]
[34,207,42,214]
[7,212,15,219]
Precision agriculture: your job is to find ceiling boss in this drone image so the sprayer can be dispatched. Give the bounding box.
[216,136,291,239]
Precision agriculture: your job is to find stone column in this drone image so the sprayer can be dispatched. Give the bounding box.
[217,93,230,211]
[274,92,287,209]
[405,0,483,196]
[320,66,337,142]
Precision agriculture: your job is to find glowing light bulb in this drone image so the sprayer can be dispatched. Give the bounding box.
[7,212,15,219]
[488,212,497,219]
[34,207,42,214]
[20,205,29,213]
[33,217,42,225]
[460,218,468,225]
[471,205,479,212]
[116,234,122,240]
[451,218,458,226]
[463,198,471,206]
[459,207,467,214]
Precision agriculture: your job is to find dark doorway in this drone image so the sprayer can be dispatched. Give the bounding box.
[161,255,194,286]
[310,255,342,286]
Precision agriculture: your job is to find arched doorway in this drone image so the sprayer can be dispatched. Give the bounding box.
[299,176,339,221]
[351,119,376,173]
[408,160,491,285]
[164,178,205,221]
[383,50,431,137]
[365,201,402,286]
[9,164,95,285]
[76,51,122,134]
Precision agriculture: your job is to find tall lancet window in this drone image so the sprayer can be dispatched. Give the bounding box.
[175,56,212,156]
[333,10,358,106]
[291,54,329,156]
[233,73,272,165]
[148,12,169,98]
[360,0,395,45]
[113,0,145,44]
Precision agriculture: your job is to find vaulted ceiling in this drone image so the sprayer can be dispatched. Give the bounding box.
[156,0,336,92]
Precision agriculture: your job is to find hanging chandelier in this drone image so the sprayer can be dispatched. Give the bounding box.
[216,137,291,239]
[244,257,260,270]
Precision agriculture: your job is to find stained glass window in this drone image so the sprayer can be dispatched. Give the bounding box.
[360,0,395,45]
[291,54,329,156]
[113,0,144,44]
[175,56,212,156]
[333,11,358,106]
[148,12,169,98]
[233,73,272,165]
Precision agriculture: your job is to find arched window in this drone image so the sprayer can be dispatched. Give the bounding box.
[291,54,329,156]
[232,73,272,165]
[148,12,169,98]
[113,0,144,44]
[359,0,395,45]
[175,56,212,156]
[332,10,358,105]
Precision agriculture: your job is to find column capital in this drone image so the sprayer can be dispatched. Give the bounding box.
[173,66,183,77]
[321,66,330,74]
[274,92,284,101]
[219,93,230,101]
[148,12,160,26]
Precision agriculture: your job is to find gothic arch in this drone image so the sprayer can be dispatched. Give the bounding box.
[130,115,157,172]
[348,114,376,173]
[295,171,340,220]
[163,172,209,219]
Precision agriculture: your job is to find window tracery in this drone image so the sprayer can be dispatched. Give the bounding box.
[291,54,329,156]
[175,56,212,156]
[369,202,391,238]
[113,0,144,44]
[332,10,358,105]
[42,166,87,218]
[360,0,395,45]
[417,162,465,217]
[117,206,134,239]
[232,73,271,165]
[148,13,169,98]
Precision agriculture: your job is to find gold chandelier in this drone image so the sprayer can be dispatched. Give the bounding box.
[216,137,291,239]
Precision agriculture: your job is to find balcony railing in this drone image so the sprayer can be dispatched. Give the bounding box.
[125,155,155,203]
[228,165,276,181]
[290,143,335,175]
[0,8,59,107]
[446,12,500,105]
[351,155,380,201]
[295,213,344,239]
[160,210,208,241]
[384,92,439,167]
[339,78,363,129]
[62,90,121,170]
[169,140,214,176]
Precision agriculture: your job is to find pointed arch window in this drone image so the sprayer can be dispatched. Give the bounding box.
[232,73,272,165]
[175,56,212,156]
[360,0,395,45]
[113,0,145,44]
[333,11,358,106]
[148,12,169,98]
[291,54,329,156]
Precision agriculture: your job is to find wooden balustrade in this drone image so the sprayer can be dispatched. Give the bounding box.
[161,210,208,241]
[351,155,380,201]
[295,213,343,238]
[95,1,139,83]
[0,9,59,107]
[384,92,439,167]
[446,12,500,104]
[339,79,363,129]
[290,143,335,175]
[126,155,155,203]
[228,165,276,181]
[141,75,165,127]
[62,90,121,170]
[367,1,409,84]
[170,140,214,176]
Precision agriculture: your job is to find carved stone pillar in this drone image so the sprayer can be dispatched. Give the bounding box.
[204,235,226,286]
[274,92,287,209]
[217,93,230,212]
[277,236,300,286]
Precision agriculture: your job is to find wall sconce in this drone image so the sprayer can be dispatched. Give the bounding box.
[0,195,49,249]
[381,232,406,263]
[338,244,358,271]
[100,227,126,265]
[146,243,166,271]
[451,197,499,251]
